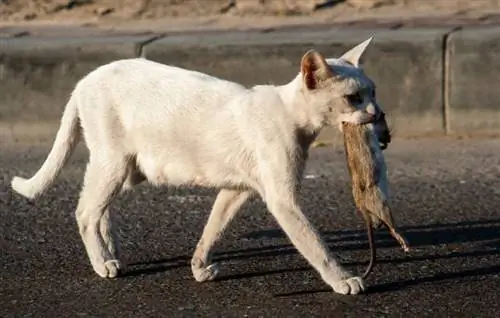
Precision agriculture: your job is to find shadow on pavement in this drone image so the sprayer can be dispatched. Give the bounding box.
[273,262,500,297]
[123,218,500,293]
[365,263,500,294]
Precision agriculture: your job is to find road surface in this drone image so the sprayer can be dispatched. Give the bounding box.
[1,138,499,317]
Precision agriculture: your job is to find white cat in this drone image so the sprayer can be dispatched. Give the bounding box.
[11,38,391,295]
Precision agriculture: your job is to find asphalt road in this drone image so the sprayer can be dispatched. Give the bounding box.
[1,138,499,318]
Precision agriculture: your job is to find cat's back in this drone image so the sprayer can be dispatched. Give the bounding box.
[74,57,247,129]
[81,58,238,89]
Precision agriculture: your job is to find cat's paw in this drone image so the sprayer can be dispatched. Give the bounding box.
[192,263,219,282]
[331,276,366,295]
[94,259,122,278]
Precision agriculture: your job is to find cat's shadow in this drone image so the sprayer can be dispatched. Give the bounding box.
[123,218,500,295]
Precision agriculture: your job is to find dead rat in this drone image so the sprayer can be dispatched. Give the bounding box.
[341,117,410,279]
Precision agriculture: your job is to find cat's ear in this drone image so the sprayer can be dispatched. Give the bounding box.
[339,37,373,67]
[300,50,333,90]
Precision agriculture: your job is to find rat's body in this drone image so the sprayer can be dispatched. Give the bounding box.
[342,121,409,279]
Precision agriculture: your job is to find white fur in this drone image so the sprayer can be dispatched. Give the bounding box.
[11,40,386,295]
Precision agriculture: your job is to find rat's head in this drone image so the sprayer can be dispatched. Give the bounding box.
[297,37,391,149]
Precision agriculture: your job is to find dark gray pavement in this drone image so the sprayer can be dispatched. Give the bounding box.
[1,138,499,317]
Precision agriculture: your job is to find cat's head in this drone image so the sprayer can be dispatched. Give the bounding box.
[298,38,391,148]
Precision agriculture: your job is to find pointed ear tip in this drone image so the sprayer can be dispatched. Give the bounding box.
[363,36,374,45]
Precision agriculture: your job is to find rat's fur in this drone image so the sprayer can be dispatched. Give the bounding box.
[342,121,409,279]
[11,39,388,296]
[342,121,393,228]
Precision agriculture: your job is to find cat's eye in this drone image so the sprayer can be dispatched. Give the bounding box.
[346,92,363,105]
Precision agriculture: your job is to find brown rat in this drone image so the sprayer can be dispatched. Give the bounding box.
[341,120,410,279]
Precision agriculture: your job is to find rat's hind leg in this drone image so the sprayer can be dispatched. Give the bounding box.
[191,189,253,282]
[76,156,128,278]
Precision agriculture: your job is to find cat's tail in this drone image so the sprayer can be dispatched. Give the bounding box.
[11,96,81,199]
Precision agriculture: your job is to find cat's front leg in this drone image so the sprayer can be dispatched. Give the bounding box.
[263,190,365,295]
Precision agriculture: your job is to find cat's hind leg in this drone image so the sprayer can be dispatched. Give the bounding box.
[99,162,145,268]
[99,208,121,266]
[76,156,128,278]
[191,189,253,282]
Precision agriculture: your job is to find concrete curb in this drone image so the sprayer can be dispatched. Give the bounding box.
[1,26,499,143]
[446,26,500,134]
